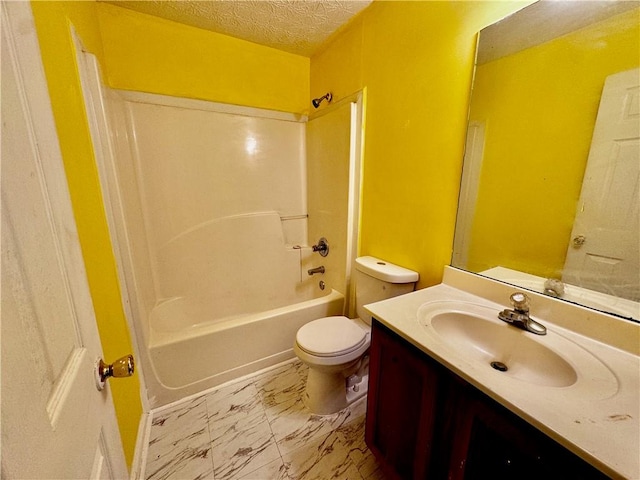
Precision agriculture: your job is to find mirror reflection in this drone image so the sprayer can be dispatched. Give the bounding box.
[453,1,640,321]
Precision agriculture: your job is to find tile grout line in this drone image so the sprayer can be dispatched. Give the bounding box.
[257,374,289,478]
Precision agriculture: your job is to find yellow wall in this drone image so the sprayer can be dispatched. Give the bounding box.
[311,1,531,288]
[96,3,310,113]
[466,8,640,277]
[30,1,141,467]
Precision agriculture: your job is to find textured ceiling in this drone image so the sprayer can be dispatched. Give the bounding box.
[102,0,372,56]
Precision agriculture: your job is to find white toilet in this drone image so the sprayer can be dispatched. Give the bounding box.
[294,256,419,415]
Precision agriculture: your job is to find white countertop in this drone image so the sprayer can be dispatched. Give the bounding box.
[364,272,640,479]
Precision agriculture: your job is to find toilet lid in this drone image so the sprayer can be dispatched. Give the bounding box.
[296,316,368,357]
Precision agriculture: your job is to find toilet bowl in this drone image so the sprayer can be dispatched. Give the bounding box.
[294,256,418,415]
[294,316,370,414]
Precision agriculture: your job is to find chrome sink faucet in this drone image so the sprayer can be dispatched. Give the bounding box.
[498,292,547,335]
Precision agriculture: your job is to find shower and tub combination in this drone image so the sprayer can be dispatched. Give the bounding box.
[77,49,364,407]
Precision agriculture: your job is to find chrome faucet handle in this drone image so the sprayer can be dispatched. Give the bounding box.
[499,292,546,335]
[510,292,530,313]
[312,237,329,257]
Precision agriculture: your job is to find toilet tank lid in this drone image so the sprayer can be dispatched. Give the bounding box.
[355,256,419,283]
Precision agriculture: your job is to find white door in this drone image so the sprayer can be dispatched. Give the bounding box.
[563,68,640,302]
[1,3,129,478]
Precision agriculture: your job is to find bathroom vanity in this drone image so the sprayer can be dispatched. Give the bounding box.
[364,268,639,479]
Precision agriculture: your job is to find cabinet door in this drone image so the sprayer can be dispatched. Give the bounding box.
[447,381,608,480]
[365,321,439,480]
[446,383,549,480]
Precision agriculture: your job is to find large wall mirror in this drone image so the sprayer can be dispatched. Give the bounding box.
[453,1,640,322]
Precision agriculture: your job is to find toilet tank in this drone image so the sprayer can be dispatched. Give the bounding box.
[354,256,419,325]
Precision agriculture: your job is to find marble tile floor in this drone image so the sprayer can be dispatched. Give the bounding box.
[143,359,387,480]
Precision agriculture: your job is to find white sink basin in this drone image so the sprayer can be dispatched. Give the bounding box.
[430,309,576,387]
[417,301,618,394]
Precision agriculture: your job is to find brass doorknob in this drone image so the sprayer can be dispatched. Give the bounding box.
[95,355,134,390]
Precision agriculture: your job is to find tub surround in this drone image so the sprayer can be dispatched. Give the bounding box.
[364,267,639,479]
[81,66,362,408]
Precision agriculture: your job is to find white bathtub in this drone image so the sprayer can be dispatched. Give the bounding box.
[145,289,344,402]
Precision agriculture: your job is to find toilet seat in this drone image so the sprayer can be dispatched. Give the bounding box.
[296,316,368,357]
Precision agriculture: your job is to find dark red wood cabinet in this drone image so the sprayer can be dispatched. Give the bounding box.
[365,320,607,480]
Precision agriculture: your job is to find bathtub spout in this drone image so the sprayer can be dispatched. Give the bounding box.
[308,266,325,276]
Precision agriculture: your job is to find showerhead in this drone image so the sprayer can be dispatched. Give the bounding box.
[312,92,333,108]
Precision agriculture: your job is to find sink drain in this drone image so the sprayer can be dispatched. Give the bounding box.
[490,361,508,372]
